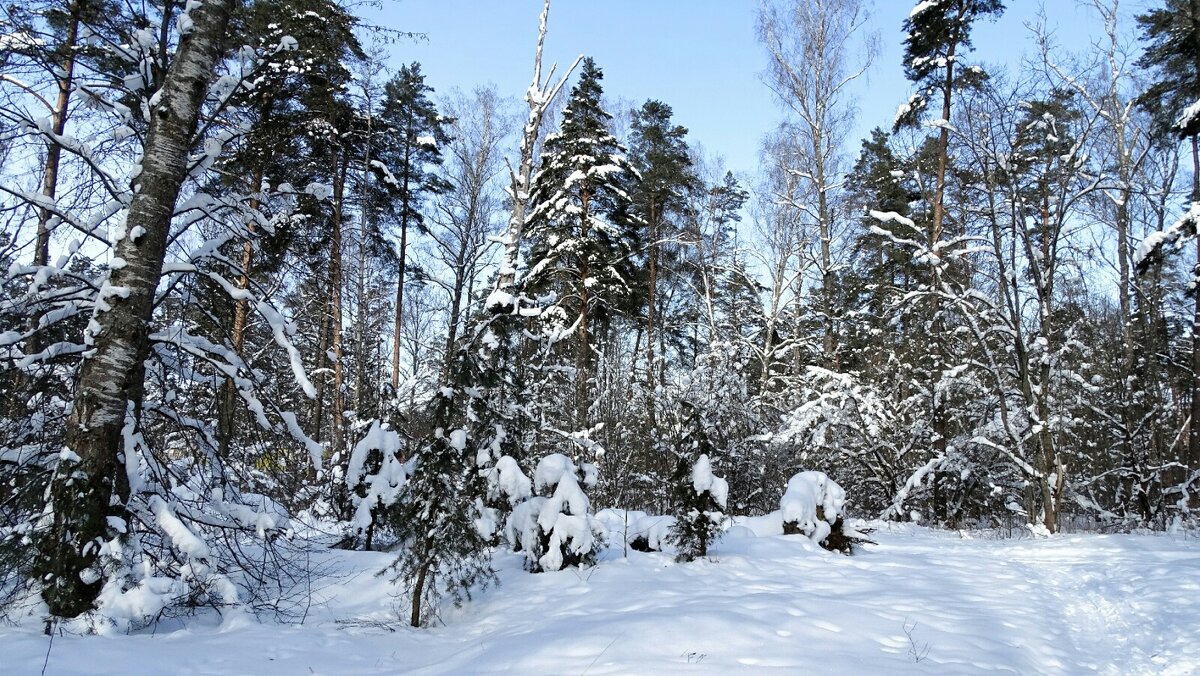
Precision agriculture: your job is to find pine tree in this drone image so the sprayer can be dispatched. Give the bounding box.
[376,63,452,394]
[215,0,364,461]
[17,0,119,270]
[894,0,1003,518]
[282,3,367,494]
[628,99,695,393]
[683,169,749,347]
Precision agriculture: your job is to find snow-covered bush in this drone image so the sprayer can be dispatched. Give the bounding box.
[780,471,872,554]
[503,497,547,555]
[487,455,534,505]
[628,515,677,553]
[781,471,845,539]
[345,421,408,549]
[670,454,728,561]
[505,453,602,572]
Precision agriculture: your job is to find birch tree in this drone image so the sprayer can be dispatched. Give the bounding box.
[759,0,875,368]
[35,0,237,618]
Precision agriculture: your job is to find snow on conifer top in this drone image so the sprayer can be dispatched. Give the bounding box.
[522,57,640,325]
[691,453,729,508]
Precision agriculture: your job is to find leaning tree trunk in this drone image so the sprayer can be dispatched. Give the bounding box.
[24,0,84,370]
[34,0,233,619]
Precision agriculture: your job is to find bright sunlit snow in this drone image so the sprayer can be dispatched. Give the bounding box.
[3,522,1197,675]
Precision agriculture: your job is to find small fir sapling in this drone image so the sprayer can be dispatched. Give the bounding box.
[383,350,499,627]
[669,406,729,562]
[345,421,408,550]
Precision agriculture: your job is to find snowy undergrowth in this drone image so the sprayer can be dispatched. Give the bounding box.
[3,521,1199,675]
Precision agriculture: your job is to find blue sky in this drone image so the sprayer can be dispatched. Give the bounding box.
[367,1,1134,177]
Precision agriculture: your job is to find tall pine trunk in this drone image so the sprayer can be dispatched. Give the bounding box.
[646,197,658,389]
[927,37,957,523]
[218,163,265,459]
[392,131,414,392]
[1189,136,1200,470]
[35,0,233,619]
[330,151,349,459]
[34,0,84,269]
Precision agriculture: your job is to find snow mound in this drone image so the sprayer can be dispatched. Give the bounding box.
[628,515,677,552]
[780,470,846,544]
[505,454,602,571]
[723,524,756,539]
[4,527,1198,673]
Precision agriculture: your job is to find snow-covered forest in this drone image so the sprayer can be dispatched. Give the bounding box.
[2,0,1200,671]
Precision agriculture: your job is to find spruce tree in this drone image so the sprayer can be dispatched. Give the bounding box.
[1137,0,1200,472]
[1136,1,1200,143]
[514,453,601,572]
[842,128,926,371]
[524,57,641,430]
[384,320,503,627]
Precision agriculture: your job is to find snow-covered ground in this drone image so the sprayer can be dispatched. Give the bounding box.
[5,517,1199,675]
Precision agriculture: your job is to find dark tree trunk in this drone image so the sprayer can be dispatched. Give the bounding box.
[330,151,349,458]
[646,197,658,390]
[927,33,957,520]
[392,122,415,392]
[1189,136,1200,470]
